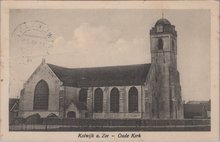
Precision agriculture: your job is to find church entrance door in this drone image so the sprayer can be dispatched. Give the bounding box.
[67,111,76,118]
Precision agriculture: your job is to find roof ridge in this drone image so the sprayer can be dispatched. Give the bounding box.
[47,63,151,70]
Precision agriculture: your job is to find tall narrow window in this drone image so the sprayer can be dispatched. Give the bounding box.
[158,38,163,50]
[128,87,138,112]
[94,88,103,113]
[172,40,175,52]
[79,88,87,104]
[110,88,120,113]
[33,80,49,110]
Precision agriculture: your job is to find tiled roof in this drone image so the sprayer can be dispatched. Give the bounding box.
[47,63,151,87]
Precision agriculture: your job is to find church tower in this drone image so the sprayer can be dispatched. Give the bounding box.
[150,18,183,119]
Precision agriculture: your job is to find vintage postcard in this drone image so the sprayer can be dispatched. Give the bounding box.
[0,1,219,142]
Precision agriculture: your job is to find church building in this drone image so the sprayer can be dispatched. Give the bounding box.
[18,18,184,119]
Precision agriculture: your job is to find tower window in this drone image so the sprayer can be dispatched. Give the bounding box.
[158,38,163,50]
[172,40,175,52]
[157,25,163,32]
[33,80,49,110]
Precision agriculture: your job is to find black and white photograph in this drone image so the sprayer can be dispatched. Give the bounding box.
[1,1,219,142]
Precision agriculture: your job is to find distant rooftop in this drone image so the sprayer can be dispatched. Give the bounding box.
[186,100,210,105]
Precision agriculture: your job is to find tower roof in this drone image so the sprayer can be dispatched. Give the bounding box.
[155,18,171,26]
[150,18,176,36]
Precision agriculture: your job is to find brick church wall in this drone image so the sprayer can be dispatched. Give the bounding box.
[60,85,143,119]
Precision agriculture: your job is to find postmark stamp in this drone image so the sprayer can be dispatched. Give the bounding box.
[12,20,54,48]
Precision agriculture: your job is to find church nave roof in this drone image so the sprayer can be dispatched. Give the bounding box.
[47,63,151,87]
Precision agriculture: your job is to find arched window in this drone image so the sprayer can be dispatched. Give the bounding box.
[110,88,120,113]
[94,88,103,113]
[33,80,49,110]
[79,88,87,104]
[158,38,163,50]
[128,87,138,112]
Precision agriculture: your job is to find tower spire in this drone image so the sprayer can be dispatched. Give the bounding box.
[162,10,164,19]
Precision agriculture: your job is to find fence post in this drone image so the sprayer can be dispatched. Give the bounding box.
[45,118,47,131]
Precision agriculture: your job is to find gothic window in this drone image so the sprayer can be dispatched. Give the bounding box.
[33,80,49,110]
[110,88,120,113]
[94,88,103,113]
[128,87,138,112]
[158,38,163,50]
[79,88,87,104]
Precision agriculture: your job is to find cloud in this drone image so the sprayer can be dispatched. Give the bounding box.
[48,23,149,67]
[73,23,121,48]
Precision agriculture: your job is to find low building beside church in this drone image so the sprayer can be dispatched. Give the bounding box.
[184,100,211,119]
[18,18,184,120]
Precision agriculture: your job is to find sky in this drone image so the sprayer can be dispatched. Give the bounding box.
[9,9,210,101]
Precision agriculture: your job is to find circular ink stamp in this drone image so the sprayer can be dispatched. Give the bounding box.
[12,20,54,48]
